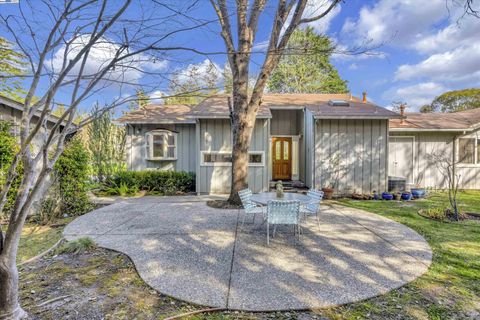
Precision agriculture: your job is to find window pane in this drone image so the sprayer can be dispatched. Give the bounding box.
[459,138,475,164]
[153,134,165,158]
[204,153,232,163]
[167,146,175,158]
[167,134,175,146]
[249,154,262,163]
[275,141,281,160]
[283,141,289,160]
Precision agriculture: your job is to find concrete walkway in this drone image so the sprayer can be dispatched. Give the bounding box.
[64,196,432,311]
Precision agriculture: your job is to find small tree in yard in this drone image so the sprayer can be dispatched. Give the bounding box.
[209,0,343,203]
[428,151,461,221]
[0,1,204,317]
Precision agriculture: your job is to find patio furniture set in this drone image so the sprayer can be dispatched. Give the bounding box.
[238,188,324,245]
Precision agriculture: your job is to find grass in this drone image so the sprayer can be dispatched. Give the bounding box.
[326,190,480,319]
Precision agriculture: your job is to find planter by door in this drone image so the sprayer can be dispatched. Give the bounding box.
[272,137,292,180]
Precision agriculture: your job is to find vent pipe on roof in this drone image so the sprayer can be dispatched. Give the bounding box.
[362,91,367,103]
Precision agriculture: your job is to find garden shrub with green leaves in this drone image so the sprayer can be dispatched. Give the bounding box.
[0,120,22,215]
[103,170,195,196]
[54,137,93,216]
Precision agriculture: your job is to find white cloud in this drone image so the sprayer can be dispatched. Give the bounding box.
[413,17,480,54]
[46,34,167,85]
[174,59,223,87]
[395,44,480,83]
[341,0,446,46]
[348,63,358,70]
[386,82,447,108]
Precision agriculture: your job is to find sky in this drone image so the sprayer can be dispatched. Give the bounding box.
[1,0,479,113]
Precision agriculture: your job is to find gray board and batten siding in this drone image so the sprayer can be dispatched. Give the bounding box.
[314,119,389,194]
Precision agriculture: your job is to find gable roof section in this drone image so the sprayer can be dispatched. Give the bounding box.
[118,93,400,124]
[117,104,196,124]
[390,108,480,132]
[0,94,67,126]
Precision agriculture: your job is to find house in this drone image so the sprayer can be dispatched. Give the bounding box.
[389,108,480,189]
[118,93,402,194]
[0,94,67,148]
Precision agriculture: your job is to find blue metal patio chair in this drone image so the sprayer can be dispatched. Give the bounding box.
[300,189,324,227]
[266,200,301,245]
[238,188,265,227]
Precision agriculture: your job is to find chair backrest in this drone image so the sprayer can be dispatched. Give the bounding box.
[267,200,300,225]
[238,188,257,213]
[305,189,324,212]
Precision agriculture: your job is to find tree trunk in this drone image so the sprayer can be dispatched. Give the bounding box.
[228,61,255,204]
[0,256,26,319]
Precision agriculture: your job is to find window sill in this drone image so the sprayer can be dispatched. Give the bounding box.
[456,164,480,168]
[146,158,177,161]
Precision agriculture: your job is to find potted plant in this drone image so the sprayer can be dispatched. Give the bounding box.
[322,154,345,199]
[322,186,334,199]
[411,186,426,199]
[401,192,412,201]
[382,192,393,200]
[275,180,284,198]
[393,192,402,201]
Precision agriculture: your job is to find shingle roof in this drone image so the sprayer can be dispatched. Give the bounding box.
[116,104,196,124]
[389,109,480,131]
[117,93,401,123]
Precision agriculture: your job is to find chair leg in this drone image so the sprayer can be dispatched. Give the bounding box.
[267,223,269,245]
[253,212,256,224]
[273,225,277,238]
[316,211,320,230]
[242,210,247,228]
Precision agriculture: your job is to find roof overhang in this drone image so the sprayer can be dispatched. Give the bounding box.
[119,119,196,124]
[314,115,400,120]
[389,127,473,133]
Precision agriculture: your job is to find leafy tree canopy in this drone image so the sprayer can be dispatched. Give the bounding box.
[267,27,348,94]
[0,37,27,101]
[420,88,480,113]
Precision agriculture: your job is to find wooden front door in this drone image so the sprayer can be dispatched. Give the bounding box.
[272,137,292,180]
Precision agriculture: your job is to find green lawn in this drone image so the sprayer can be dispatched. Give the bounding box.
[324,190,480,319]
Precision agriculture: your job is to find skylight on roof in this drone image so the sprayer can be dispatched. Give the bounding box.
[328,100,350,107]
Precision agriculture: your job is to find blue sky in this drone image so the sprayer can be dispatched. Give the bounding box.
[1,0,479,113]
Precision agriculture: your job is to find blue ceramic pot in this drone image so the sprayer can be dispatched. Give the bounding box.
[401,192,412,201]
[411,188,426,199]
[382,192,393,200]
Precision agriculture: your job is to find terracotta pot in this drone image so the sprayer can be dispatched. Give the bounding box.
[322,187,334,200]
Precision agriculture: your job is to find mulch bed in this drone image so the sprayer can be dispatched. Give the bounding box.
[418,209,480,223]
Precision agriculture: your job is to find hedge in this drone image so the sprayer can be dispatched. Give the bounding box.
[106,170,195,195]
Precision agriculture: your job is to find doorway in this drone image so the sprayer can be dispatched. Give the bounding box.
[272,137,292,180]
[388,136,415,184]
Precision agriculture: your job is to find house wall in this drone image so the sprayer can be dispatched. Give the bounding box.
[390,130,480,189]
[198,118,269,194]
[126,123,196,172]
[314,119,388,194]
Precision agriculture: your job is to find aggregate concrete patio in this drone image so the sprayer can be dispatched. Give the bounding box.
[63,196,432,311]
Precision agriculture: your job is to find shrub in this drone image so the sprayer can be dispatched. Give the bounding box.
[54,137,93,216]
[424,207,446,220]
[0,121,22,215]
[57,237,96,255]
[104,170,195,196]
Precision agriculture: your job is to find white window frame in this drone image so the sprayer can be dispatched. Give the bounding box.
[457,135,480,167]
[145,129,177,161]
[200,150,265,167]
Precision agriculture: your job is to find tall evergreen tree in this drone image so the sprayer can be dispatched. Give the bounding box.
[268,27,348,94]
[0,37,27,101]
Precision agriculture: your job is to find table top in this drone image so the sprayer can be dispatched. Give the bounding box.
[250,192,311,205]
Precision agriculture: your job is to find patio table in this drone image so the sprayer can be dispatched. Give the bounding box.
[250,192,312,206]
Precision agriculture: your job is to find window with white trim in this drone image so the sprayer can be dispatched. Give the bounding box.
[145,130,177,160]
[201,151,264,166]
[458,137,479,165]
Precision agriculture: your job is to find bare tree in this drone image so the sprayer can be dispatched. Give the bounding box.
[209,0,342,204]
[0,0,205,317]
[428,150,461,221]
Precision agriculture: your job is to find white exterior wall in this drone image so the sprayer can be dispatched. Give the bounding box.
[390,129,480,189]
